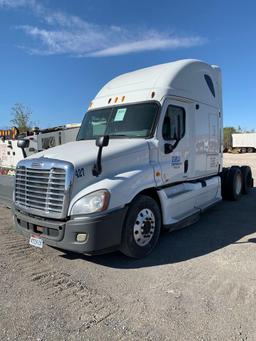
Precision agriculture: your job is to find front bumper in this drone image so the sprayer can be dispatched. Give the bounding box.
[13,206,128,255]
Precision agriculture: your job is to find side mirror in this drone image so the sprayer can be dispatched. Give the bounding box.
[17,139,29,149]
[17,139,30,158]
[96,135,109,148]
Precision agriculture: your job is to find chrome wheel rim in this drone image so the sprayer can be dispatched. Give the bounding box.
[133,208,156,247]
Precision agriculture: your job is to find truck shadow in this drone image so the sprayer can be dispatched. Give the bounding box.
[62,189,256,269]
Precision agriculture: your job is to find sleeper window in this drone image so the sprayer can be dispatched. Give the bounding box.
[204,74,215,97]
[162,105,185,141]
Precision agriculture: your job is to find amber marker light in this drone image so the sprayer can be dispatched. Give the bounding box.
[155,171,161,177]
[122,95,125,102]
[114,96,118,103]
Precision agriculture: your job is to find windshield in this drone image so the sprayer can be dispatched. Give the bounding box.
[77,102,159,140]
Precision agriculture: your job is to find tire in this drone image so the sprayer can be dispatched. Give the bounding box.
[120,195,161,258]
[241,166,252,194]
[241,148,247,154]
[220,167,229,199]
[225,166,243,201]
[247,148,254,153]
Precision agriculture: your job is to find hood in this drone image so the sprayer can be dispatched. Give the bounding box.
[27,139,150,197]
[28,139,148,168]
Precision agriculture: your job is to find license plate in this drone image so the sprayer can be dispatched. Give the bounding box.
[29,235,43,249]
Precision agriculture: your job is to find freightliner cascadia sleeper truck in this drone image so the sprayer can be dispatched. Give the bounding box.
[13,59,253,258]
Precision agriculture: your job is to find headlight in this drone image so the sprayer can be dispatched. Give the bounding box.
[71,190,110,215]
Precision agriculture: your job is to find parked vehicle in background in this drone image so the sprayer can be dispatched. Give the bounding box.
[0,124,80,175]
[231,133,256,153]
[13,59,253,258]
[0,127,23,175]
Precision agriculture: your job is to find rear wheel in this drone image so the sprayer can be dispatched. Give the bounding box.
[241,166,252,194]
[221,167,229,199]
[120,195,161,258]
[224,166,243,201]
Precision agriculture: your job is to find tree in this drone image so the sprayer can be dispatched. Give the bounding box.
[10,103,33,133]
[237,125,243,133]
[223,127,236,150]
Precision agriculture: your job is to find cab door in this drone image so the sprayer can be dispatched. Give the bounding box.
[158,99,192,185]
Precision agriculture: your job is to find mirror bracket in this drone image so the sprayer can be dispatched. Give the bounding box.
[164,143,174,154]
[164,139,180,154]
[92,135,109,177]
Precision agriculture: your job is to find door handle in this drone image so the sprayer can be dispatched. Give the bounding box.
[184,160,188,173]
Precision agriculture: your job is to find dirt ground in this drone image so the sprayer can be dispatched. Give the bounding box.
[1,154,256,341]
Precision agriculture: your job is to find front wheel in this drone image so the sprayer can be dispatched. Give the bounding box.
[120,195,161,258]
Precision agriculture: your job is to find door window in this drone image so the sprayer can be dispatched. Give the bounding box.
[162,105,185,141]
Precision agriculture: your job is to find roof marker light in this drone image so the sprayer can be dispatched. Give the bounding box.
[151,91,155,98]
[114,97,118,103]
[122,96,125,102]
[108,98,112,104]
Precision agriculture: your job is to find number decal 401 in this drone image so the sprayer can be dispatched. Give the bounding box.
[75,168,85,178]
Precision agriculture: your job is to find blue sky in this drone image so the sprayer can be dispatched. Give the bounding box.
[0,0,255,130]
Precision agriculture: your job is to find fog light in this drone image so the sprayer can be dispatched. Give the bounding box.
[76,233,87,243]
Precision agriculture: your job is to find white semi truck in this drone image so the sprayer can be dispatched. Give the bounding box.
[13,59,253,258]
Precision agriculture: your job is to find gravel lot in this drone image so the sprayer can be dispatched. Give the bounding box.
[1,154,256,340]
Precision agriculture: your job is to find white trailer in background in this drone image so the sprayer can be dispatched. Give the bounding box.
[0,123,80,175]
[232,133,256,153]
[31,123,81,152]
[13,59,253,258]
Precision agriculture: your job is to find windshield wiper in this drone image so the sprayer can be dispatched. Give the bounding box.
[108,134,145,138]
[108,134,128,138]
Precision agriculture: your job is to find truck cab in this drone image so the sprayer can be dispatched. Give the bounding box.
[13,59,243,258]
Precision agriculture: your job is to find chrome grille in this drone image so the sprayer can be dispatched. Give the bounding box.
[14,159,74,219]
